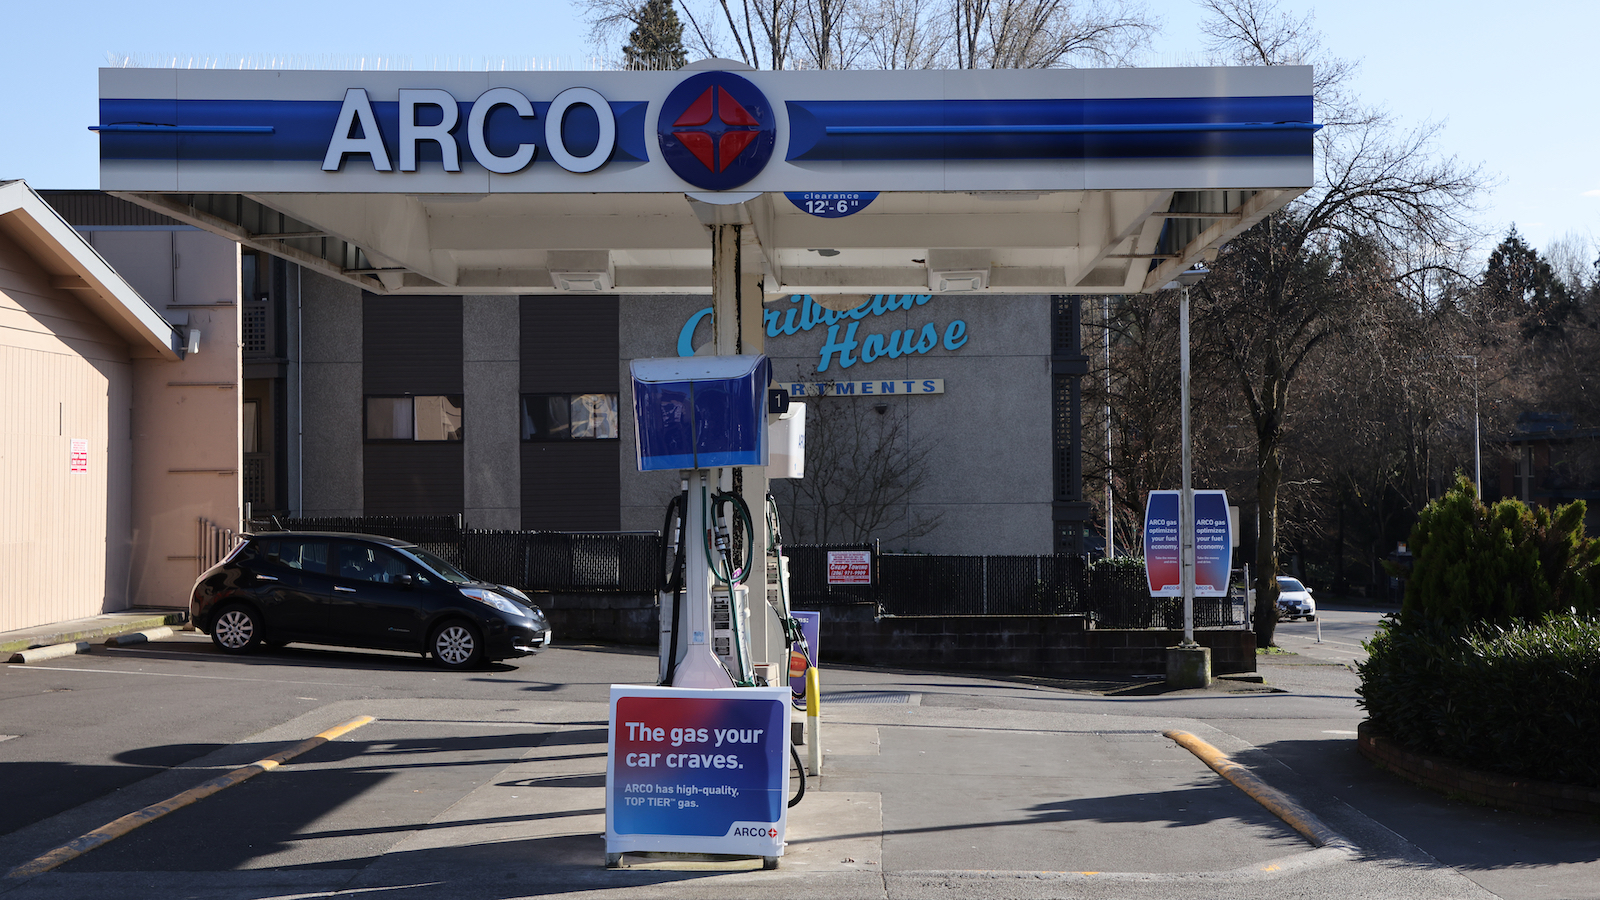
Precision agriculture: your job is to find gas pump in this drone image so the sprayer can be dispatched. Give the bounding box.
[633,355,807,690]
[606,356,808,868]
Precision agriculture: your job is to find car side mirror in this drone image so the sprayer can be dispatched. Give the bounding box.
[396,574,414,588]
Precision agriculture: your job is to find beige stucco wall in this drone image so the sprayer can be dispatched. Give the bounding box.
[0,229,135,631]
[90,229,241,609]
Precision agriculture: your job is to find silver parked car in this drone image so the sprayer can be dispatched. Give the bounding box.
[1275,576,1316,621]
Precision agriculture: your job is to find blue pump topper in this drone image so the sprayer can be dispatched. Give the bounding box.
[631,355,771,472]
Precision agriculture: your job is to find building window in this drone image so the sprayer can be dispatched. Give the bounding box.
[366,395,463,441]
[522,393,618,441]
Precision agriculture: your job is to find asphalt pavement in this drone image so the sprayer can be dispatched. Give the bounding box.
[0,610,1595,900]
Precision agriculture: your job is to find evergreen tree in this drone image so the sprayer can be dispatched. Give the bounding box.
[621,0,687,71]
[1482,225,1576,340]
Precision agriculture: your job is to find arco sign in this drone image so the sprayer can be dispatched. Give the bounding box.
[320,71,778,188]
[322,85,625,175]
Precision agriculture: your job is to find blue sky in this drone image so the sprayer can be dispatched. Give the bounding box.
[3,0,1591,264]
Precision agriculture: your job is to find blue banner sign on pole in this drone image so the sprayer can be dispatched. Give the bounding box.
[1144,491,1181,597]
[785,191,878,218]
[1145,489,1231,598]
[606,685,790,860]
[1192,490,1232,597]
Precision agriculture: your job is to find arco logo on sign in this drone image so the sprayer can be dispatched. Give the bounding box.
[657,71,776,190]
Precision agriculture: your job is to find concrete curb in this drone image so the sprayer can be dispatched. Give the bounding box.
[0,611,187,656]
[8,642,92,664]
[1165,729,1355,851]
[105,626,175,647]
[1357,721,1600,817]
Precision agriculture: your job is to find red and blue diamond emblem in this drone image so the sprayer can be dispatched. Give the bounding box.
[657,71,776,191]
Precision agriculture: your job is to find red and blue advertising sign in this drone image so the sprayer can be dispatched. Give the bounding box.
[1192,490,1232,597]
[1144,490,1232,597]
[788,610,819,697]
[1144,491,1181,596]
[606,685,790,858]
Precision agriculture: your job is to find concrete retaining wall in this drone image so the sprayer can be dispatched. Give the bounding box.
[536,592,659,646]
[536,595,1257,676]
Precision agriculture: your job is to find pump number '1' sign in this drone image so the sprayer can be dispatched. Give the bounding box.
[1143,490,1231,597]
[606,685,789,859]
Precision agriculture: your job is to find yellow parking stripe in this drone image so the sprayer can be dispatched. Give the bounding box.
[6,715,375,879]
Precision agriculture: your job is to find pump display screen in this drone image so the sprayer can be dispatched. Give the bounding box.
[632,356,770,470]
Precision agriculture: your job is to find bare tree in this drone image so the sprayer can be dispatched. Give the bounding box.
[857,0,950,68]
[952,0,1156,69]
[795,0,876,68]
[1544,231,1598,302]
[1198,0,1355,119]
[771,398,943,546]
[586,0,1155,70]
[1083,292,1183,554]
[1192,0,1484,647]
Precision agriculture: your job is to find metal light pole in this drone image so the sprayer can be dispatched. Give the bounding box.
[1103,296,1115,558]
[1457,355,1481,495]
[1174,268,1207,647]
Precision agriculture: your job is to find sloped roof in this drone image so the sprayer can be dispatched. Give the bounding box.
[0,180,181,360]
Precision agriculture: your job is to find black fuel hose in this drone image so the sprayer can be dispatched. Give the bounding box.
[659,493,686,594]
[788,741,806,808]
[659,493,686,686]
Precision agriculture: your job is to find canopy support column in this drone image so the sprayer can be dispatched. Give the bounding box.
[709,220,784,678]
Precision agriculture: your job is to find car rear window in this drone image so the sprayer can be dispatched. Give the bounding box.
[246,538,328,574]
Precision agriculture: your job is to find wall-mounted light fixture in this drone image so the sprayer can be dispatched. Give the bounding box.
[548,250,614,292]
[925,249,991,292]
[186,329,202,354]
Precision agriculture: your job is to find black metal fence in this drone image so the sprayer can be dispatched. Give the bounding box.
[241,518,1245,628]
[460,531,660,593]
[781,544,1247,628]
[246,516,659,593]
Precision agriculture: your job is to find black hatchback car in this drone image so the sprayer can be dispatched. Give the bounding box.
[190,532,551,669]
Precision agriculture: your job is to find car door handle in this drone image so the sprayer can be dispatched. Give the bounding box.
[255,574,279,582]
[334,585,357,593]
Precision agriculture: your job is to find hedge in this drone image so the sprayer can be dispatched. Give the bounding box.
[1357,616,1600,789]
[1399,476,1598,629]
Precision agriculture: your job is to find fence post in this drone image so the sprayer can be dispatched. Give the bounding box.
[1243,563,1252,631]
[982,556,989,615]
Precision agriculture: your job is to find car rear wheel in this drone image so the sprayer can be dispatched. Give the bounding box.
[431,621,484,669]
[212,604,263,653]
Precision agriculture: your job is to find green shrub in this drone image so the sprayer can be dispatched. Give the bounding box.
[1357,615,1600,788]
[1091,555,1146,577]
[1399,476,1599,629]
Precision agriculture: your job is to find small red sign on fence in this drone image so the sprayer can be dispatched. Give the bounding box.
[826,550,872,585]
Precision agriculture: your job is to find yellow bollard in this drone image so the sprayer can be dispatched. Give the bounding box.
[805,665,821,776]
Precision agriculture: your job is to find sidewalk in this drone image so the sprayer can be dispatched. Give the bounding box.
[0,609,188,657]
